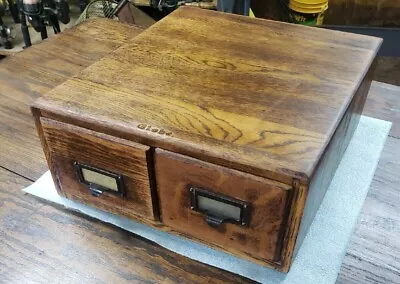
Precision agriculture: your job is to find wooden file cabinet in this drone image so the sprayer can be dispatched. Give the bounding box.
[32,7,381,272]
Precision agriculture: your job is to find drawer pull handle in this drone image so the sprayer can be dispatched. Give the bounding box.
[205,215,225,228]
[74,162,125,197]
[189,187,250,227]
[89,186,103,197]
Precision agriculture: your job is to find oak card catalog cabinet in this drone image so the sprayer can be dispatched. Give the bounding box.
[32,7,381,272]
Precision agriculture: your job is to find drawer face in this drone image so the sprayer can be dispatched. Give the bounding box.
[155,149,292,262]
[41,118,156,221]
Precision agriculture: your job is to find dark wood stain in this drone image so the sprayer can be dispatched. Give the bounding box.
[0,12,399,283]
[0,167,254,283]
[33,7,382,184]
[154,148,291,265]
[0,18,144,181]
[40,117,156,221]
[31,7,380,272]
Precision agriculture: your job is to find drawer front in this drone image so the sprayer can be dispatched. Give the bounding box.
[41,118,156,221]
[155,149,292,263]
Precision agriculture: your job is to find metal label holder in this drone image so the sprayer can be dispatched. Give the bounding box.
[189,186,250,228]
[74,162,125,197]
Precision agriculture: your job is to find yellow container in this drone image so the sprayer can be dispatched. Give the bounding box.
[289,2,327,13]
[293,0,328,5]
[289,2,328,14]
[289,0,328,26]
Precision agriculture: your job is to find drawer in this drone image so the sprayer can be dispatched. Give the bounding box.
[154,149,292,263]
[41,118,157,221]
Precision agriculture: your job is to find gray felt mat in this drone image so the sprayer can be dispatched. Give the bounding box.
[24,116,391,283]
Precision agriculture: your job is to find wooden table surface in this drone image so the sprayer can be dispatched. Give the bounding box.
[0,18,399,284]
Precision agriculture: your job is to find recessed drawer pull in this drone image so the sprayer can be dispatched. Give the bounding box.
[189,187,250,228]
[74,162,125,197]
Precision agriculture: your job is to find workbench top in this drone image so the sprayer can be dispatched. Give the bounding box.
[0,17,399,284]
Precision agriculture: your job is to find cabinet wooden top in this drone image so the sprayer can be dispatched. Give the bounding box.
[34,7,382,184]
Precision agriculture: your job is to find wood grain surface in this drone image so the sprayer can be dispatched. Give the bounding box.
[338,136,400,284]
[291,58,374,268]
[364,81,400,138]
[155,149,292,269]
[0,167,254,284]
[40,118,157,221]
[0,18,143,181]
[32,9,381,271]
[1,16,399,284]
[374,57,400,87]
[34,7,382,184]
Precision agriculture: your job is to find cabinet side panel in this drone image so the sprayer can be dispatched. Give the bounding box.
[31,107,64,195]
[292,59,377,258]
